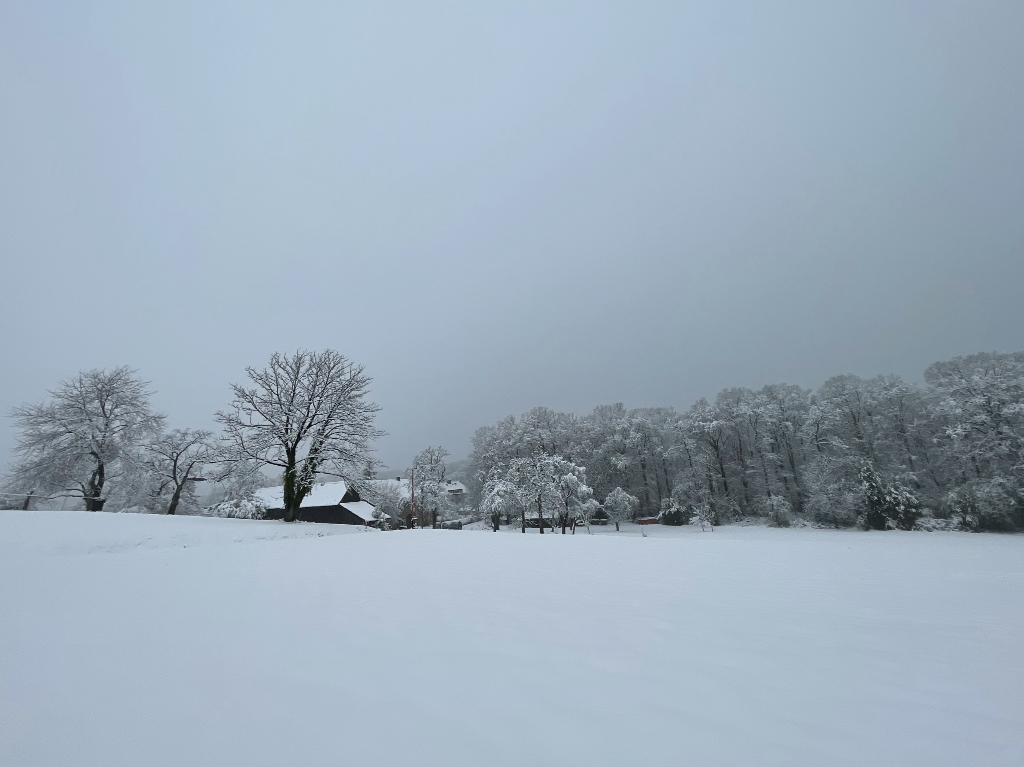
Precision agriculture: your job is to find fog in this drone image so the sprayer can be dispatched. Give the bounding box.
[2,1,1022,473]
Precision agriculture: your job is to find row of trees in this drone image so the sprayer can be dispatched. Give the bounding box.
[3,350,382,521]
[480,453,599,534]
[8,348,1021,532]
[468,352,1024,531]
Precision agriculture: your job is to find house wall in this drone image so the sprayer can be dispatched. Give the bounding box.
[263,505,367,525]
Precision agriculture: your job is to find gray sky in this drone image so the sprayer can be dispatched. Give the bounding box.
[2,1,1023,473]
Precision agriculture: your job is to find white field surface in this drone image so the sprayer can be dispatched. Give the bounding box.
[1,512,1022,767]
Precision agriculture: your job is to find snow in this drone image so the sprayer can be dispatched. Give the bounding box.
[1,512,1022,767]
[254,480,352,509]
[250,483,381,521]
[339,500,378,522]
[0,509,370,558]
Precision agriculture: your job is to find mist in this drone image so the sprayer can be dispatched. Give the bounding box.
[2,1,1022,472]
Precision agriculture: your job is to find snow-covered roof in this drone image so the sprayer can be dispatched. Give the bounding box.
[444,480,467,494]
[255,481,350,510]
[340,501,381,522]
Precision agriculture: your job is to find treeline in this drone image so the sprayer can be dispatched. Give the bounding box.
[467,352,1024,531]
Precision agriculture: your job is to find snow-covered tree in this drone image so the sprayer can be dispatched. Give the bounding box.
[925,352,1024,529]
[502,454,569,534]
[205,495,268,520]
[463,349,1024,531]
[480,473,519,532]
[140,429,222,515]
[658,497,685,525]
[858,462,920,530]
[358,479,405,529]
[408,446,450,528]
[669,471,718,527]
[217,350,382,522]
[9,367,163,510]
[554,461,592,534]
[576,497,602,534]
[603,487,638,531]
[202,459,275,519]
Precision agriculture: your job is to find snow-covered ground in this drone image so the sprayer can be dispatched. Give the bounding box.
[1,512,1022,766]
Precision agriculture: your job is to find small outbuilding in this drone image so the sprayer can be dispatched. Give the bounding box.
[255,481,383,525]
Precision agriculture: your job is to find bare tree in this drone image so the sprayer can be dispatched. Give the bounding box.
[10,367,163,510]
[142,429,222,515]
[217,350,382,522]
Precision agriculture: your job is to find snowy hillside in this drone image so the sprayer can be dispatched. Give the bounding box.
[0,509,371,558]
[1,512,1022,766]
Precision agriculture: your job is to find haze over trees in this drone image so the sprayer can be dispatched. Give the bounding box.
[4,349,1023,532]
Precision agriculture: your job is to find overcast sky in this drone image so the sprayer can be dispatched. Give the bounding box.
[1,1,1022,473]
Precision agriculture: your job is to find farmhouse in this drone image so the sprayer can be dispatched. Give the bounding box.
[255,481,381,525]
[443,479,467,499]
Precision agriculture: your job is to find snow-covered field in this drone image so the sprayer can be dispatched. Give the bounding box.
[1,512,1022,766]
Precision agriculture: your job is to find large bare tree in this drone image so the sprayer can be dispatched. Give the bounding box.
[217,350,382,522]
[10,367,163,510]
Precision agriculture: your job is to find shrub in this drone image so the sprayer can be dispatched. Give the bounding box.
[658,498,685,526]
[858,463,920,531]
[205,497,266,520]
[944,479,1024,532]
[763,495,792,527]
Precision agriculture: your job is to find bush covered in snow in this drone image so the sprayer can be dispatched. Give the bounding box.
[858,463,921,531]
[763,495,793,527]
[204,497,267,520]
[944,478,1024,532]
[658,498,685,526]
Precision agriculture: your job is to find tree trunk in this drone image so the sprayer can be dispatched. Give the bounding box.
[537,494,544,534]
[709,443,730,498]
[21,491,34,511]
[784,436,805,512]
[167,484,184,515]
[283,450,299,522]
[84,460,106,511]
[916,435,945,490]
[639,455,652,512]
